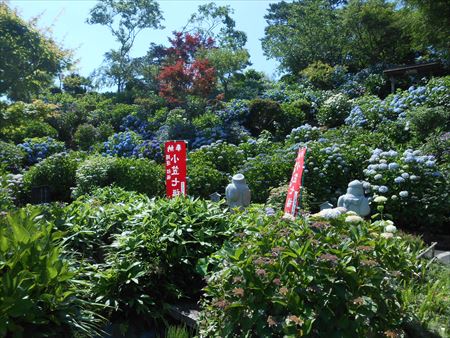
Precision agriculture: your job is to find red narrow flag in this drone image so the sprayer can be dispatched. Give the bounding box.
[165,141,187,198]
[284,147,307,217]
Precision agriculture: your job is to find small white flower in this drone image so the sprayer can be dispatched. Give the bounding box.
[384,224,397,233]
[345,215,363,223]
[380,232,394,239]
[374,196,387,203]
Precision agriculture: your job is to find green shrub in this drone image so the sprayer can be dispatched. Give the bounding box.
[74,123,99,150]
[199,211,422,337]
[22,152,84,202]
[73,156,164,198]
[300,61,336,89]
[189,141,246,175]
[401,263,450,337]
[279,99,308,135]
[317,93,351,127]
[0,208,103,337]
[63,194,232,330]
[188,159,228,198]
[245,99,283,136]
[238,149,295,203]
[0,141,25,172]
[408,106,450,141]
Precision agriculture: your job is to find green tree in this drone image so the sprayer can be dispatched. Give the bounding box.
[262,0,345,74]
[341,0,414,70]
[0,3,69,101]
[62,73,93,95]
[183,2,247,50]
[202,48,250,99]
[87,0,164,92]
[402,0,450,53]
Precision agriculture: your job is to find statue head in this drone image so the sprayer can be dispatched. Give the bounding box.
[347,180,364,196]
[232,173,246,185]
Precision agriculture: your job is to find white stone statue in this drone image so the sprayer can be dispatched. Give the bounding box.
[225,174,251,210]
[337,180,370,217]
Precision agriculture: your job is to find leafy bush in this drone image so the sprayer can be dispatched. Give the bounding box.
[199,210,422,337]
[0,141,25,172]
[300,61,336,89]
[188,160,228,198]
[0,209,102,337]
[74,123,99,150]
[62,194,233,330]
[22,152,84,202]
[245,98,283,136]
[408,106,450,141]
[239,149,295,203]
[317,93,351,127]
[73,156,164,198]
[364,148,449,229]
[279,99,308,135]
[18,137,65,165]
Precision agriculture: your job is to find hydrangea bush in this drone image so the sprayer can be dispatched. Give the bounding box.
[364,148,448,228]
[18,137,65,165]
[199,210,422,337]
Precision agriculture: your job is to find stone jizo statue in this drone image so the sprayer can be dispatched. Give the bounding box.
[337,180,370,217]
[225,174,251,210]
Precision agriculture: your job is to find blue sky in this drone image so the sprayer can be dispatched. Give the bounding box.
[10,0,280,82]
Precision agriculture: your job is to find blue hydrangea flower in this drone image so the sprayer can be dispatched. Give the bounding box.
[378,186,388,193]
[394,177,405,184]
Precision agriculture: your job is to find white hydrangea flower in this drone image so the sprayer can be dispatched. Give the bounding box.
[384,224,397,233]
[345,215,363,223]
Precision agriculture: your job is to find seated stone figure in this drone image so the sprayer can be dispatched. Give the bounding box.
[337,180,370,217]
[225,174,251,210]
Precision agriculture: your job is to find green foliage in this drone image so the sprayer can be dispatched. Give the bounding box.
[204,48,250,99]
[239,149,295,203]
[401,263,450,337]
[87,0,163,92]
[0,3,69,101]
[0,208,103,337]
[262,0,344,74]
[62,73,92,95]
[166,325,190,338]
[279,100,308,134]
[341,0,414,70]
[62,193,233,329]
[199,212,422,337]
[408,106,450,141]
[317,93,351,127]
[188,160,228,198]
[73,156,164,198]
[0,141,25,172]
[74,123,99,150]
[245,98,282,136]
[300,61,336,89]
[22,151,85,202]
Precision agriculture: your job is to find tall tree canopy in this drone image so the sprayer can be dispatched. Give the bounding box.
[262,0,345,74]
[341,0,414,70]
[87,0,164,92]
[182,2,247,50]
[0,3,69,101]
[262,0,439,75]
[402,0,450,53]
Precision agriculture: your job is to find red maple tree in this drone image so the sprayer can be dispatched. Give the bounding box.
[158,32,217,104]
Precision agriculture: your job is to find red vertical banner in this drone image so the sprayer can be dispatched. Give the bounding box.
[284,147,307,217]
[165,141,187,198]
